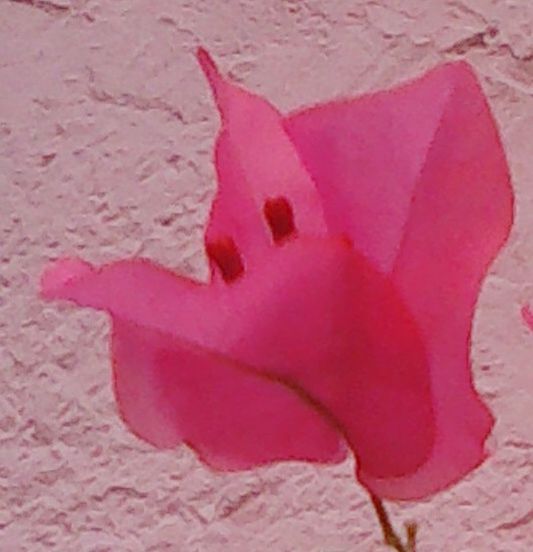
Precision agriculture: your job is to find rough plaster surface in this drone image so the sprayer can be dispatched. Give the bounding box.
[1,1,532,550]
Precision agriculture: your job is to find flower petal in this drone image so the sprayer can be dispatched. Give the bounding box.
[284,62,455,271]
[522,305,533,331]
[41,236,435,481]
[285,61,513,499]
[111,318,346,467]
[197,48,328,275]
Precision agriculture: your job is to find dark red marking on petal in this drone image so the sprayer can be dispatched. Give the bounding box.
[206,237,244,283]
[264,196,297,244]
[199,47,329,261]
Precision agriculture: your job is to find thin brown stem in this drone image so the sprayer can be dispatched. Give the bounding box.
[406,521,417,552]
[370,494,417,552]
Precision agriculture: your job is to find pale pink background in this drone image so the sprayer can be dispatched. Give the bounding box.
[1,1,533,551]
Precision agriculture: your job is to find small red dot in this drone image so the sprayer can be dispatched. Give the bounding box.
[263,197,296,243]
[206,237,244,283]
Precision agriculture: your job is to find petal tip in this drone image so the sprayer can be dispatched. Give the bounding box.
[521,304,533,331]
[196,47,217,76]
[196,47,224,102]
[41,257,93,299]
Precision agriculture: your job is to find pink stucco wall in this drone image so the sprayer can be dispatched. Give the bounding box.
[1,1,532,550]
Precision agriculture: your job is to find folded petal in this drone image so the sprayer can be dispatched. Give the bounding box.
[284,62,455,272]
[197,48,328,275]
[111,318,345,466]
[285,62,513,499]
[41,236,434,481]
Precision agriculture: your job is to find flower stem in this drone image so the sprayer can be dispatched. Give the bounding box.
[369,494,417,552]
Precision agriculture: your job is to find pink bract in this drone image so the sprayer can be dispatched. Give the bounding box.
[41,49,513,501]
[522,305,533,331]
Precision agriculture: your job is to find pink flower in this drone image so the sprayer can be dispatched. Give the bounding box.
[41,49,513,501]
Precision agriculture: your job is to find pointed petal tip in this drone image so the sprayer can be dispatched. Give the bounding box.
[41,257,93,299]
[196,47,217,76]
[196,47,224,99]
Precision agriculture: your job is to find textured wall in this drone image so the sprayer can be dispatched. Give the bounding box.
[1,1,533,550]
